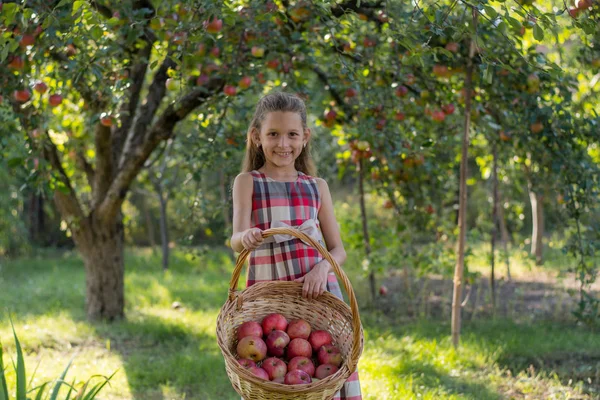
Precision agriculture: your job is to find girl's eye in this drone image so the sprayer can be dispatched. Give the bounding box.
[268,132,278,136]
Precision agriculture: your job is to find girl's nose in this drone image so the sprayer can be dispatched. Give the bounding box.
[278,135,289,147]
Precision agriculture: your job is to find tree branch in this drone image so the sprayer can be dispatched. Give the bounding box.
[96,77,224,223]
[117,55,176,172]
[75,150,95,187]
[93,123,112,207]
[42,132,86,225]
[111,0,157,165]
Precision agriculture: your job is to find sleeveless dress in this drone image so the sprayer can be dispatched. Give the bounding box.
[247,170,362,400]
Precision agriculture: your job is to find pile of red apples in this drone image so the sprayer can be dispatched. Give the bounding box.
[235,313,343,385]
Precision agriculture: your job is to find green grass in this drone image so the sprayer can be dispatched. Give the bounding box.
[1,247,598,399]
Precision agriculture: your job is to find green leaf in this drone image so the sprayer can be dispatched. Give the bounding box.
[56,0,73,8]
[533,24,544,41]
[1,3,18,25]
[11,318,26,400]
[90,26,103,41]
[7,158,24,168]
[421,138,435,148]
[484,5,497,19]
[33,382,49,400]
[0,339,9,400]
[73,1,84,15]
[49,358,73,400]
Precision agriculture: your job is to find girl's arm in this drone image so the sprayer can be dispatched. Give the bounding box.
[295,178,346,300]
[230,173,263,252]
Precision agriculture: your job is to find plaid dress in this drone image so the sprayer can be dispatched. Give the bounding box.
[246,170,362,400]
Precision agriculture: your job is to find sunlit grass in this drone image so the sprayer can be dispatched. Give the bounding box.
[1,247,598,399]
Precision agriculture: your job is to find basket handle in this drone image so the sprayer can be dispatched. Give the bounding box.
[228,227,362,372]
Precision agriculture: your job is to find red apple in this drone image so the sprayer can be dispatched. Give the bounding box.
[345,88,358,98]
[317,344,342,367]
[265,330,290,357]
[205,17,223,34]
[405,73,416,85]
[568,7,580,17]
[196,74,209,86]
[223,85,237,96]
[325,110,337,121]
[308,330,332,352]
[238,76,252,89]
[499,131,511,141]
[257,72,266,84]
[383,200,393,209]
[13,89,31,103]
[238,359,256,369]
[248,366,269,380]
[578,0,592,9]
[445,42,459,53]
[375,118,386,130]
[284,370,312,385]
[395,85,408,97]
[262,313,288,335]
[426,204,435,214]
[266,59,280,70]
[251,46,265,58]
[236,336,267,362]
[205,46,219,59]
[433,64,449,78]
[287,338,312,359]
[530,122,544,134]
[431,110,446,122]
[262,357,287,380]
[19,34,35,47]
[8,56,24,70]
[441,104,455,115]
[34,82,48,94]
[288,356,315,377]
[287,319,312,340]
[66,44,77,57]
[315,364,339,379]
[237,321,263,341]
[100,116,113,127]
[395,112,406,121]
[48,94,63,107]
[379,285,388,296]
[272,376,285,384]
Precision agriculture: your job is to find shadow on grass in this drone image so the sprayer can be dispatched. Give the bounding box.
[90,313,238,400]
[394,361,503,400]
[0,247,241,400]
[361,308,600,398]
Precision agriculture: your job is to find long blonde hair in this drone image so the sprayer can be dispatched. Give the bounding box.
[242,92,316,176]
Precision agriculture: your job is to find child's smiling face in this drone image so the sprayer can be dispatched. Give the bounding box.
[255,111,310,169]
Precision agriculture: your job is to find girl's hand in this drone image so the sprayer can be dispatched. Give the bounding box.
[241,228,264,250]
[294,261,329,300]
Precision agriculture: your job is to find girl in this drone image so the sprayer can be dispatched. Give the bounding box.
[230,92,362,399]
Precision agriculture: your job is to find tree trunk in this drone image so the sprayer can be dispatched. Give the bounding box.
[490,142,498,313]
[357,158,374,302]
[496,191,511,280]
[158,192,170,271]
[452,8,477,348]
[141,194,156,247]
[26,192,46,245]
[75,215,125,321]
[529,190,544,265]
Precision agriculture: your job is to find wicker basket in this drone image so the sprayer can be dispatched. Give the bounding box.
[216,227,363,400]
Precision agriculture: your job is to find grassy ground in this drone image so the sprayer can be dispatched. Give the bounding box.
[1,245,598,399]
